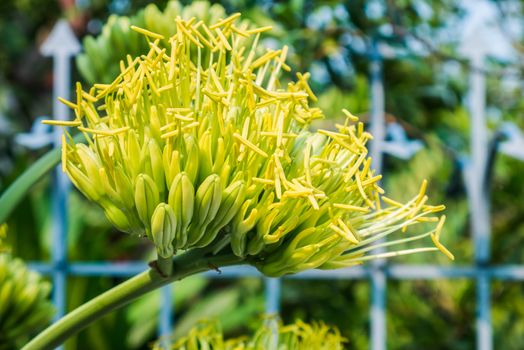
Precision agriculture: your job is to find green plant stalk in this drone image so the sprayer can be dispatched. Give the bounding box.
[156,254,173,276]
[0,133,85,224]
[22,248,245,350]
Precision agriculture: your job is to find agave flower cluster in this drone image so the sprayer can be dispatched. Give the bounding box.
[152,318,346,350]
[0,254,54,349]
[48,14,453,276]
[77,0,237,84]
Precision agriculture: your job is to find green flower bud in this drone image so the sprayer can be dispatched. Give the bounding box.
[134,174,160,228]
[148,139,166,196]
[103,203,134,234]
[168,172,194,249]
[151,203,177,258]
[187,174,222,246]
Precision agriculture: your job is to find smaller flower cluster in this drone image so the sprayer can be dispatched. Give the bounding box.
[47,13,453,276]
[77,0,233,83]
[0,250,54,349]
[153,318,346,350]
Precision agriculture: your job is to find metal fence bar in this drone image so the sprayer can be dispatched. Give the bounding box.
[39,20,80,350]
[467,51,492,350]
[264,277,281,314]
[29,261,524,280]
[158,286,173,349]
[368,39,387,350]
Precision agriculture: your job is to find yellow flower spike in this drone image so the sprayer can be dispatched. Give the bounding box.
[49,12,451,276]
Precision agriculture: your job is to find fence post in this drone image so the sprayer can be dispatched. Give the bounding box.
[40,19,80,323]
[467,51,492,350]
[158,285,173,348]
[368,39,386,350]
[265,277,281,314]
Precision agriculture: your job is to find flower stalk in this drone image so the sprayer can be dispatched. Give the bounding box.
[22,248,244,350]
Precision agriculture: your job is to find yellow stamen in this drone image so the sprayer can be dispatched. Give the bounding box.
[189,22,213,48]
[176,20,203,48]
[342,109,359,122]
[209,13,241,29]
[58,97,77,110]
[233,133,268,158]
[246,26,273,34]
[61,134,67,172]
[78,126,130,136]
[333,203,369,213]
[337,218,359,244]
[42,120,82,127]
[130,25,164,40]
[251,50,281,70]
[157,84,174,93]
[214,27,232,50]
[308,194,320,210]
[252,177,275,185]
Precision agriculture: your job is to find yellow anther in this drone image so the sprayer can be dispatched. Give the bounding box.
[337,218,359,244]
[42,120,82,127]
[78,126,130,136]
[58,97,77,110]
[308,194,320,210]
[417,179,428,205]
[166,107,192,114]
[342,109,359,122]
[233,133,268,158]
[176,20,203,48]
[130,25,164,40]
[189,22,213,48]
[296,72,317,102]
[157,84,174,93]
[333,203,369,213]
[214,27,232,50]
[252,177,275,185]
[61,134,67,173]
[209,13,241,29]
[245,26,273,34]
[230,25,249,37]
[251,50,282,70]
[381,196,404,208]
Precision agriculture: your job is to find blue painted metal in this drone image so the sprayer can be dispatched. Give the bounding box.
[28,261,524,280]
[467,51,492,350]
[40,20,80,350]
[264,278,281,314]
[369,39,387,350]
[158,286,173,349]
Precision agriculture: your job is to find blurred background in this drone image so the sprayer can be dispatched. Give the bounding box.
[1,0,524,349]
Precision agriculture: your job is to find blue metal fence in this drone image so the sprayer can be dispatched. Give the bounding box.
[22,13,524,350]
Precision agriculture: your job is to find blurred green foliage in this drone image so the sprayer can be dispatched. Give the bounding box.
[1,0,524,349]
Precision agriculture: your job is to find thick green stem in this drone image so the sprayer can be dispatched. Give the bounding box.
[156,254,173,276]
[0,133,84,224]
[22,249,244,350]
